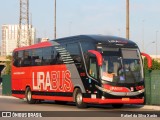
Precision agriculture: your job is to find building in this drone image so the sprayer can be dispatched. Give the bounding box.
[34,38,41,44]
[34,38,49,44]
[41,38,49,42]
[1,24,36,56]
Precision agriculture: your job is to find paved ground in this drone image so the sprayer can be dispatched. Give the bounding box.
[0,85,159,119]
[0,85,159,111]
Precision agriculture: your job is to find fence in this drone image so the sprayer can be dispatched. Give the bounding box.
[145,70,160,105]
[2,75,11,95]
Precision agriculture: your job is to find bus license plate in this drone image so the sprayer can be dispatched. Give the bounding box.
[122,98,130,101]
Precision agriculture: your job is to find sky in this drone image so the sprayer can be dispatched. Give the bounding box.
[0,0,160,55]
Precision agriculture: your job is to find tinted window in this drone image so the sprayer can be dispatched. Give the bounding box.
[13,51,24,67]
[21,50,32,66]
[67,43,81,64]
[32,48,42,66]
[81,42,95,52]
[42,47,52,65]
[13,51,19,66]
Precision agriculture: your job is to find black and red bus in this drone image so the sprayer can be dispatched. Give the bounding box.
[12,35,152,108]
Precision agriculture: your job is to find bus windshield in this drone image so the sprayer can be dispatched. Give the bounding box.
[101,48,143,84]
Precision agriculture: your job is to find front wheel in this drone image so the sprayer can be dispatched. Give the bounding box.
[25,87,36,104]
[74,88,87,108]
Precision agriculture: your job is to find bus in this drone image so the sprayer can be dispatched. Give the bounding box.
[12,35,152,108]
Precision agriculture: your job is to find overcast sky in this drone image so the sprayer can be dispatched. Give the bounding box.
[0,0,160,55]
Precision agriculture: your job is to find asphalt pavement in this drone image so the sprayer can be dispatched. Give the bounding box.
[0,85,159,111]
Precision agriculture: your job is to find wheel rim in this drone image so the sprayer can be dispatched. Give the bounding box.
[76,93,82,105]
[27,91,32,101]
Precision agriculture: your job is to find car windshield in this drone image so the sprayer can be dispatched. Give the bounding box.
[101,48,143,83]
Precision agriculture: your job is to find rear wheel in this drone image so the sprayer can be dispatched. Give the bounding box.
[25,87,36,104]
[74,88,87,108]
[112,104,124,108]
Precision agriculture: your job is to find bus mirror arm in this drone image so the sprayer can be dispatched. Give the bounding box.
[141,52,152,69]
[88,50,103,66]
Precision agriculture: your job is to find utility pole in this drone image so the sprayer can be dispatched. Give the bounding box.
[54,0,57,39]
[17,0,31,47]
[142,20,145,52]
[126,0,129,40]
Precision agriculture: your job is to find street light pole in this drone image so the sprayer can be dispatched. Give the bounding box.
[156,31,158,59]
[126,0,129,40]
[54,0,57,39]
[145,41,155,53]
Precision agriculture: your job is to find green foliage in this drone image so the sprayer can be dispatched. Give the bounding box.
[4,55,12,75]
[144,58,160,71]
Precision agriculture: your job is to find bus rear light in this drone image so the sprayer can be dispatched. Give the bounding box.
[136,86,144,90]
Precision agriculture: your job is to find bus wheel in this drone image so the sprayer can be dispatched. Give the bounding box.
[74,88,87,108]
[112,104,123,108]
[25,87,36,104]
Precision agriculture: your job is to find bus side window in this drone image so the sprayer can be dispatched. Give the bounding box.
[42,47,52,65]
[89,57,98,79]
[32,48,42,66]
[16,51,23,67]
[21,50,32,67]
[66,42,82,64]
[51,47,57,64]
[13,51,18,67]
[55,53,63,64]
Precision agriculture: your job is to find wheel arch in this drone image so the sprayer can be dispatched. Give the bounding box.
[73,86,81,102]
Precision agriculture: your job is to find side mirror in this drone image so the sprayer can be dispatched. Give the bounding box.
[141,52,152,69]
[88,50,102,66]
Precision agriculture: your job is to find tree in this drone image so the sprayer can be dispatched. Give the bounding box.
[144,58,160,71]
[4,55,12,75]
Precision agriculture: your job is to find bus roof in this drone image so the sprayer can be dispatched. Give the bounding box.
[54,35,137,47]
[13,41,52,51]
[14,35,138,52]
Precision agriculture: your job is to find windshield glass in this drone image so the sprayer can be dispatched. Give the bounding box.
[101,48,143,83]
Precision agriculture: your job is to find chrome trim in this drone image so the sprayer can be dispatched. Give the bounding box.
[95,85,145,97]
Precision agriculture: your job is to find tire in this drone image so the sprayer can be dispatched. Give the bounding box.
[112,104,123,108]
[25,87,36,104]
[74,88,87,108]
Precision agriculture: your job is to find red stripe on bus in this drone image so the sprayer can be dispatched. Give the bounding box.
[12,94,25,99]
[14,41,52,51]
[83,98,144,104]
[103,84,130,92]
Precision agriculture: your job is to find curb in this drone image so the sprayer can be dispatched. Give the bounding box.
[0,95,18,99]
[0,94,160,110]
[127,104,160,111]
